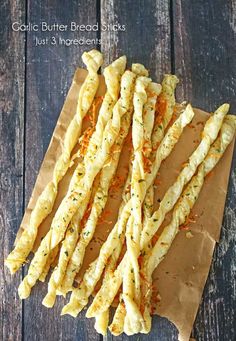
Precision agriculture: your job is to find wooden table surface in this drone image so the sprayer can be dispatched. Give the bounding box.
[1,1,235,340]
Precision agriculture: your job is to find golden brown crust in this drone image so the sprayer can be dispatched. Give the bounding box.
[5,50,103,274]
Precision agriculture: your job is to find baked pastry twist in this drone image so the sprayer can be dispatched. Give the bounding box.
[40,56,126,306]
[62,104,194,318]
[123,78,156,333]
[58,96,133,297]
[85,56,126,163]
[109,75,180,334]
[5,49,103,274]
[141,103,229,250]
[62,64,147,316]
[18,68,136,299]
[140,115,236,333]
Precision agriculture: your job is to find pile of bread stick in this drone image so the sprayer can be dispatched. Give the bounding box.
[5,49,236,336]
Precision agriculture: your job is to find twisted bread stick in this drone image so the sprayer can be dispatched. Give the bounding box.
[143,186,154,226]
[143,74,180,223]
[140,103,229,249]
[143,83,162,157]
[120,105,196,334]
[18,163,85,298]
[59,103,133,296]
[41,57,126,302]
[38,153,87,284]
[61,195,131,316]
[5,50,103,274]
[110,102,157,336]
[85,106,195,320]
[62,64,147,323]
[51,70,136,249]
[123,77,153,333]
[42,190,91,307]
[85,106,195,319]
[94,311,109,336]
[109,300,126,336]
[151,75,179,151]
[140,115,236,333]
[63,104,194,318]
[125,102,228,333]
[122,163,132,203]
[120,64,150,206]
[59,67,147,298]
[38,119,98,284]
[38,246,59,282]
[94,227,126,335]
[85,56,126,162]
[109,76,179,334]
[123,80,180,334]
[93,68,152,332]
[38,153,88,283]
[110,114,236,336]
[18,69,136,299]
[141,172,204,333]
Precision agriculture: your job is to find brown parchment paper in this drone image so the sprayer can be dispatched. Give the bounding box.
[15,68,235,341]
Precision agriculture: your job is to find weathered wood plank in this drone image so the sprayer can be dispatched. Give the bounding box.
[23,1,100,340]
[2,1,235,341]
[173,1,236,340]
[101,1,178,340]
[101,0,171,79]
[174,0,236,111]
[0,1,25,340]
[193,153,235,341]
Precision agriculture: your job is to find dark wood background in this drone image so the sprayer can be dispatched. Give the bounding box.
[1,1,235,340]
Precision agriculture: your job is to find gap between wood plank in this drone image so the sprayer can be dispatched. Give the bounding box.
[169,0,175,74]
[21,0,28,340]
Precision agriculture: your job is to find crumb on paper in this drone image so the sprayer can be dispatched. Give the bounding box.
[185,281,193,287]
[196,121,204,126]
[188,123,195,129]
[186,231,194,239]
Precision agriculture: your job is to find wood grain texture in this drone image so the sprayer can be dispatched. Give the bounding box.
[100,0,171,79]
[173,1,236,340]
[1,0,235,340]
[23,1,100,340]
[193,154,236,341]
[173,0,236,111]
[0,1,25,341]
